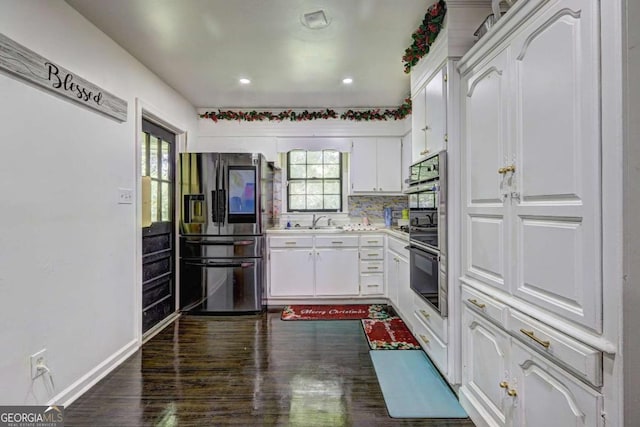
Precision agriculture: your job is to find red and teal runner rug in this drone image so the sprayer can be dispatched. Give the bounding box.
[361,317,421,350]
[281,304,391,320]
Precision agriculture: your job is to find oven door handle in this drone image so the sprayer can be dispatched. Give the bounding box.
[184,261,255,268]
[406,244,440,259]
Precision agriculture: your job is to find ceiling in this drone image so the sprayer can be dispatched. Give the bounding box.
[65,0,430,109]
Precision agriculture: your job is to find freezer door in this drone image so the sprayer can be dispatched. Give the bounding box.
[180,257,263,313]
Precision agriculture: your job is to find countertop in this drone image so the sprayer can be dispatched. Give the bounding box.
[266,226,410,241]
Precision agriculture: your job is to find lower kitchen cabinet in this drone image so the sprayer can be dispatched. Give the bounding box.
[386,236,410,317]
[461,302,604,427]
[269,248,314,297]
[315,247,359,296]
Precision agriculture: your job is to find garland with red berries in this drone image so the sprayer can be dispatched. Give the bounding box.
[200,98,411,123]
[402,0,447,74]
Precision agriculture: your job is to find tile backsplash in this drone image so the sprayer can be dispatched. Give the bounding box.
[347,195,408,220]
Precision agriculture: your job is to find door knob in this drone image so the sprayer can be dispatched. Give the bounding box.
[499,381,509,389]
[507,389,518,397]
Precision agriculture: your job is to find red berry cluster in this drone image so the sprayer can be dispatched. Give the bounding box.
[402,0,447,74]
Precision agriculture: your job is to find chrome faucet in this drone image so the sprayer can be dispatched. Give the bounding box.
[312,214,327,229]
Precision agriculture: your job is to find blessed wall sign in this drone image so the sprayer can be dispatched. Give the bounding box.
[0,32,127,122]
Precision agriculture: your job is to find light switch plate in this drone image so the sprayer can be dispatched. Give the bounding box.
[118,188,133,204]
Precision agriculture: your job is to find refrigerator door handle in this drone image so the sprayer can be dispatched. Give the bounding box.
[184,240,254,246]
[184,261,255,268]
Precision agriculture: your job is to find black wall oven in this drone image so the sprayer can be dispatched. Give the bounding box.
[406,151,447,316]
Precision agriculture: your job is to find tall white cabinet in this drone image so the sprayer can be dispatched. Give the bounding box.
[458,0,617,425]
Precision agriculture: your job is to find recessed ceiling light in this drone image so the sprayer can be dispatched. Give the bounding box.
[342,78,353,84]
[302,10,330,29]
[239,78,251,85]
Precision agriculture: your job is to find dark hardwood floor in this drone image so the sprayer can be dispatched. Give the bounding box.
[65,312,475,426]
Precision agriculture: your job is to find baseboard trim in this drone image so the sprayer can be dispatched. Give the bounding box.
[459,387,497,427]
[52,339,139,408]
[142,312,180,344]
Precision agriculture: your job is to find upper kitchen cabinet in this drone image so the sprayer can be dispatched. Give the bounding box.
[409,0,492,163]
[458,0,602,333]
[350,137,402,194]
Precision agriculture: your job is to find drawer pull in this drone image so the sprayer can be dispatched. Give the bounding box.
[499,381,509,389]
[366,254,378,257]
[419,334,430,344]
[507,389,518,397]
[367,267,379,270]
[285,242,297,245]
[367,285,379,288]
[367,240,378,243]
[468,298,486,309]
[420,310,430,319]
[331,241,343,244]
[520,328,550,349]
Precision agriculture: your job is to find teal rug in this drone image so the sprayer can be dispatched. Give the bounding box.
[370,350,467,418]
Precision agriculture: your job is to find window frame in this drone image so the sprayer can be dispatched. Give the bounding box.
[286,149,343,213]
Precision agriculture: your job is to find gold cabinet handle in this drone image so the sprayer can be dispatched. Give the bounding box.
[285,241,297,245]
[498,167,507,174]
[367,267,379,270]
[420,149,430,155]
[468,298,486,309]
[520,328,550,349]
[419,334,430,344]
[420,310,430,319]
[499,381,509,389]
[331,241,343,244]
[504,164,516,173]
[507,389,518,397]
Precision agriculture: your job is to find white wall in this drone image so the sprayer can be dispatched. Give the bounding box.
[0,0,198,405]
[624,0,640,423]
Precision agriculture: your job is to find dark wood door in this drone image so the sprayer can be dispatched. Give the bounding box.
[141,119,176,334]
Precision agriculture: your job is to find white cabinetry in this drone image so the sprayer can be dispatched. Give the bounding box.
[412,66,447,161]
[460,287,604,427]
[350,138,402,194]
[359,235,385,296]
[385,236,410,317]
[460,0,602,332]
[268,234,359,298]
[269,236,314,297]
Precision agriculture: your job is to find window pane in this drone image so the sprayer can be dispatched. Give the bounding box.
[323,164,340,178]
[307,151,322,164]
[307,182,323,195]
[289,181,306,195]
[289,195,306,210]
[149,136,159,178]
[324,180,340,194]
[151,180,158,222]
[161,182,169,221]
[307,195,322,210]
[141,132,147,176]
[324,150,340,164]
[290,165,306,179]
[324,195,340,210]
[161,141,170,180]
[307,164,323,178]
[289,151,306,164]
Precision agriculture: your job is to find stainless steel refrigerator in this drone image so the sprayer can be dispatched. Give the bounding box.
[179,152,273,314]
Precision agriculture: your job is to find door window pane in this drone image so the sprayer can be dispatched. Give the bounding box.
[151,180,158,222]
[150,136,159,178]
[161,141,170,180]
[161,182,169,221]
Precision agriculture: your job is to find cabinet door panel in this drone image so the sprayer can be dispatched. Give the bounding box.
[510,340,603,427]
[425,67,447,154]
[412,87,427,162]
[376,138,402,192]
[351,138,378,192]
[315,248,359,295]
[511,0,601,332]
[269,249,314,297]
[461,307,510,427]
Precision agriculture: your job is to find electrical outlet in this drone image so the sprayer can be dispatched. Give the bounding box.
[30,349,47,379]
[118,188,133,204]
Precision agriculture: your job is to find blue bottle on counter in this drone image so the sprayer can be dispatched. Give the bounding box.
[383,207,392,227]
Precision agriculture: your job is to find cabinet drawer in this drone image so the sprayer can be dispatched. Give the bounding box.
[269,236,313,248]
[360,273,384,295]
[508,310,603,387]
[461,285,508,327]
[413,320,447,376]
[413,294,447,342]
[360,260,384,273]
[359,235,384,247]
[360,248,383,260]
[315,235,359,247]
[387,236,409,257]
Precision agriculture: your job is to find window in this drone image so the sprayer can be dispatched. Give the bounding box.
[141,120,174,223]
[287,150,342,212]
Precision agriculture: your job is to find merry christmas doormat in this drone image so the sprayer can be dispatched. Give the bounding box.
[361,317,421,350]
[281,304,392,320]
